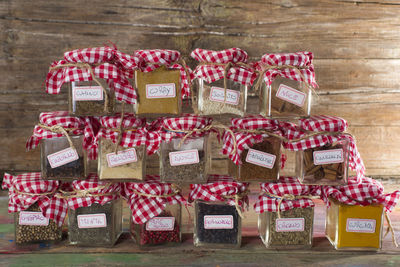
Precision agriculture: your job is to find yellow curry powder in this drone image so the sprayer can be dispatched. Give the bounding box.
[326,198,383,250]
[134,66,181,115]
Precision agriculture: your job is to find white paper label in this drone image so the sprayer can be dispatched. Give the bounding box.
[209,87,240,105]
[47,147,79,168]
[146,83,176,98]
[346,218,376,233]
[276,84,306,107]
[204,215,233,229]
[146,217,175,231]
[313,149,344,165]
[106,148,137,167]
[77,213,107,228]
[73,86,104,101]
[19,211,49,226]
[275,218,305,232]
[169,149,199,166]
[245,149,276,169]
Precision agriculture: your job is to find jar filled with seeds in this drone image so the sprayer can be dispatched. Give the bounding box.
[191,48,256,116]
[133,49,192,115]
[96,114,148,181]
[123,176,186,247]
[190,175,249,248]
[223,117,282,182]
[256,51,318,117]
[2,173,62,245]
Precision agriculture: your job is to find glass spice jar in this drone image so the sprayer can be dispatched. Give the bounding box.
[160,136,211,184]
[98,139,146,181]
[296,138,350,185]
[131,204,182,247]
[258,207,314,249]
[133,66,181,115]
[228,137,282,182]
[40,135,88,180]
[69,81,115,116]
[14,203,62,245]
[196,78,247,116]
[68,198,123,247]
[193,200,241,248]
[325,198,384,251]
[259,76,311,117]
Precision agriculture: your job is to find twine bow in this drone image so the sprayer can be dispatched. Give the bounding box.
[221,189,249,218]
[37,123,82,150]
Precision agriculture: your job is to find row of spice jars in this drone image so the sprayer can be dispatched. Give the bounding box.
[46,47,318,118]
[27,112,363,186]
[3,173,399,251]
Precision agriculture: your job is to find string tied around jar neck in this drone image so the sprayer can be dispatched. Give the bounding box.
[37,123,84,151]
[49,63,110,113]
[221,189,250,219]
[55,183,117,199]
[131,183,182,199]
[13,187,58,197]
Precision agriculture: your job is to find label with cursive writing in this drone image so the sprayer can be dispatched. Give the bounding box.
[77,213,107,228]
[146,83,176,98]
[146,217,175,231]
[313,149,344,165]
[47,147,79,169]
[169,149,199,166]
[346,218,376,233]
[245,149,276,169]
[19,211,49,226]
[106,148,137,167]
[204,215,233,229]
[276,84,306,107]
[209,87,240,105]
[275,218,305,232]
[73,85,104,101]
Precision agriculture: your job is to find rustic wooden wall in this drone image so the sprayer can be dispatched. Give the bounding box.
[1,0,400,179]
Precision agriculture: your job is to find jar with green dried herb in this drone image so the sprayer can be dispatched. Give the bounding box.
[2,173,62,245]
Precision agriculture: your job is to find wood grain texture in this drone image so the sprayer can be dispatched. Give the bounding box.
[1,0,400,178]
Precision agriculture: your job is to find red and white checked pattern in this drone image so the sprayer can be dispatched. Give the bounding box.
[26,111,98,159]
[2,173,60,215]
[191,48,257,86]
[256,51,318,88]
[189,174,249,209]
[221,117,282,165]
[322,176,400,212]
[46,46,139,104]
[122,177,186,224]
[282,116,365,184]
[254,177,321,213]
[134,49,193,99]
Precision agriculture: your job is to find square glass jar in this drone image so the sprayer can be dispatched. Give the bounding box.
[98,138,146,181]
[134,66,181,115]
[69,81,115,116]
[259,76,311,117]
[160,136,210,184]
[228,137,282,182]
[325,198,384,251]
[258,207,314,249]
[131,204,181,247]
[14,203,62,245]
[296,138,350,185]
[194,200,241,248]
[196,78,247,116]
[68,199,122,247]
[40,135,88,180]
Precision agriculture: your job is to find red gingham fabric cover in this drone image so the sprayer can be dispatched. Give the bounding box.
[26,111,98,160]
[191,48,257,86]
[254,176,320,213]
[122,175,186,224]
[189,175,249,209]
[46,47,139,104]
[282,115,365,184]
[255,51,318,88]
[134,49,194,99]
[322,176,400,212]
[221,116,282,165]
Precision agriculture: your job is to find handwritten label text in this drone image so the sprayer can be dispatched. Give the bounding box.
[204,215,233,229]
[313,149,344,165]
[275,218,305,232]
[245,149,276,169]
[106,148,137,167]
[77,213,107,228]
[19,211,49,226]
[169,149,199,166]
[346,218,376,233]
[146,217,175,231]
[209,87,240,105]
[276,84,306,107]
[146,83,176,98]
[47,147,79,168]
